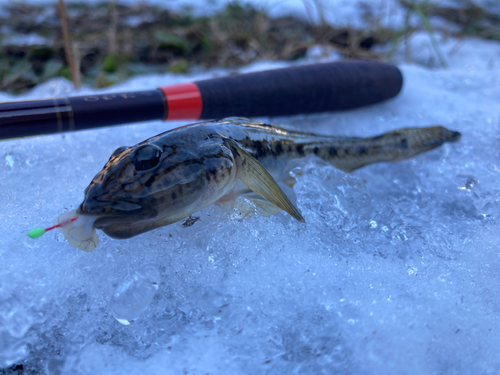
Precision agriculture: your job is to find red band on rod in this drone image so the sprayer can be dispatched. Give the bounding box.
[159,82,203,120]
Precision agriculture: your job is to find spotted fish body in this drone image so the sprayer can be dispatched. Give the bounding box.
[74,118,460,247]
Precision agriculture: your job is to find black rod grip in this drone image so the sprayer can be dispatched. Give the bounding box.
[196,60,403,119]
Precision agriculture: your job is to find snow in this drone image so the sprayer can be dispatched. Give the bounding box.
[1,23,500,375]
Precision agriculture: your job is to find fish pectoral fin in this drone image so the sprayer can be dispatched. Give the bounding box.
[244,193,282,217]
[215,184,252,213]
[228,140,305,223]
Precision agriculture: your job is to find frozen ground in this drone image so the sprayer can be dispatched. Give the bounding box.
[1,32,500,374]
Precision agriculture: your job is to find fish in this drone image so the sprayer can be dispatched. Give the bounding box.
[56,118,461,251]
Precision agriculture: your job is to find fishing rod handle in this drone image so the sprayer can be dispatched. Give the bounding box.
[0,60,402,139]
[185,60,403,119]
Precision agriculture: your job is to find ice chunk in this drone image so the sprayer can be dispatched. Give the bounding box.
[110,265,161,325]
[56,210,100,252]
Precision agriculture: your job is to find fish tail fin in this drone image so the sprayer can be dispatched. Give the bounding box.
[328,126,461,172]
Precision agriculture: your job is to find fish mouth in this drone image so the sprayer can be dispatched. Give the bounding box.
[92,212,179,239]
[93,215,142,228]
[78,200,190,239]
[77,201,158,227]
[89,214,161,239]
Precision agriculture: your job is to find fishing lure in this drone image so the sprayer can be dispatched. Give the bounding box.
[31,118,460,251]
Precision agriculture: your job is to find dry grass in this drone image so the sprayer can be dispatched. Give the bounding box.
[0,0,498,94]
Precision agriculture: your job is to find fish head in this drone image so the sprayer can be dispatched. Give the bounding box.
[77,134,236,239]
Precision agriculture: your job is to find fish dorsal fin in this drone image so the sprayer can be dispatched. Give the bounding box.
[226,140,305,223]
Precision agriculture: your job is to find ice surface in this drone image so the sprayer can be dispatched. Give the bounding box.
[1,32,500,375]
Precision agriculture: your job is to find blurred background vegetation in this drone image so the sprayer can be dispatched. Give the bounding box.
[0,0,499,94]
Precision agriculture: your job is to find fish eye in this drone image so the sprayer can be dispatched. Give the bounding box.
[133,145,162,171]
